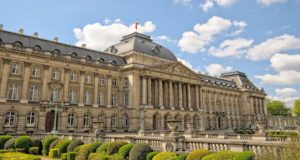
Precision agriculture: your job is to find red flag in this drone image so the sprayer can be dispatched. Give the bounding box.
[135,20,138,31]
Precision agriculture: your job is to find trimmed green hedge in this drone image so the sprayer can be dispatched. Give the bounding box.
[129,143,153,160]
[29,147,39,155]
[30,138,42,154]
[42,136,58,156]
[0,135,11,149]
[49,139,60,151]
[0,152,41,160]
[76,142,103,160]
[153,152,177,160]
[186,149,212,160]
[67,152,76,160]
[74,145,82,153]
[233,151,255,160]
[146,152,159,160]
[89,142,103,153]
[107,141,128,155]
[49,148,59,158]
[4,138,16,149]
[202,151,239,160]
[118,143,135,160]
[61,153,68,160]
[97,143,111,153]
[176,154,188,160]
[56,139,72,156]
[14,136,31,152]
[67,139,84,152]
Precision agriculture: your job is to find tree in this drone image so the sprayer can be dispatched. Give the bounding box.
[267,100,291,116]
[294,99,300,116]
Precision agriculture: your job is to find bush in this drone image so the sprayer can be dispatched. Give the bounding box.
[146,152,159,160]
[14,136,31,152]
[49,148,59,158]
[67,139,84,152]
[0,152,41,160]
[61,153,68,160]
[202,153,216,160]
[129,143,153,160]
[234,151,255,160]
[30,138,42,154]
[42,136,58,155]
[0,135,11,149]
[49,139,60,150]
[89,142,103,153]
[118,143,135,159]
[67,152,76,160]
[74,145,82,153]
[29,147,39,155]
[56,139,72,156]
[202,151,239,160]
[4,138,16,149]
[76,144,89,160]
[97,143,111,153]
[107,141,128,155]
[153,152,177,160]
[176,154,188,160]
[186,149,212,160]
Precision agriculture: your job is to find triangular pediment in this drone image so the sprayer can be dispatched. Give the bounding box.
[149,62,202,79]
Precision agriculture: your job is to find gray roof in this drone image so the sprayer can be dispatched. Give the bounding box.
[0,30,127,66]
[200,74,237,88]
[221,71,258,90]
[103,32,178,61]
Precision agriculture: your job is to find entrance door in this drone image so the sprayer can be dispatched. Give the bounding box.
[45,111,56,132]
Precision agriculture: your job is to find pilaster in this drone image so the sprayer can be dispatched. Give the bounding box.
[0,58,11,102]
[78,70,85,106]
[41,65,50,101]
[93,73,99,107]
[20,62,31,103]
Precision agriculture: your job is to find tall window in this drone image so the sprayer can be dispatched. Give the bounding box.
[112,78,117,87]
[5,112,15,126]
[85,75,92,84]
[68,114,75,127]
[111,115,117,127]
[71,72,77,81]
[52,69,59,80]
[31,66,40,77]
[124,114,129,127]
[100,77,105,85]
[112,94,117,106]
[84,91,91,105]
[83,114,90,127]
[124,93,128,106]
[26,112,35,126]
[69,89,77,103]
[99,114,105,122]
[124,78,129,87]
[50,88,59,102]
[8,84,19,100]
[29,86,39,101]
[11,64,20,74]
[99,92,105,106]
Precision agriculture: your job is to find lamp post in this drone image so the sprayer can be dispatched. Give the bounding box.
[48,101,64,134]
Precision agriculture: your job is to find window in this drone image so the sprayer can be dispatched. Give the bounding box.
[124,93,128,106]
[5,112,15,126]
[33,45,42,54]
[27,112,35,126]
[50,88,59,102]
[11,64,20,74]
[68,114,75,127]
[29,86,39,101]
[31,66,40,77]
[124,114,129,127]
[100,77,105,85]
[112,94,117,106]
[69,89,77,103]
[99,92,105,106]
[84,91,91,105]
[85,75,92,84]
[111,115,117,127]
[112,78,117,87]
[71,72,77,81]
[13,41,22,50]
[8,84,19,100]
[83,114,90,127]
[52,69,59,80]
[99,114,105,122]
[124,78,129,87]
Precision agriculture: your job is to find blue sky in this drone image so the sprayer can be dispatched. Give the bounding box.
[1,0,300,107]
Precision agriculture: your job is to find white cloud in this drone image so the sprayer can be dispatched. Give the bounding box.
[104,19,111,24]
[257,0,287,6]
[177,58,193,69]
[205,64,232,76]
[233,21,247,28]
[209,38,253,57]
[200,0,238,11]
[247,34,300,61]
[153,35,177,43]
[200,0,214,12]
[255,71,300,85]
[215,0,238,6]
[173,0,192,6]
[269,88,299,107]
[270,53,300,71]
[73,20,156,51]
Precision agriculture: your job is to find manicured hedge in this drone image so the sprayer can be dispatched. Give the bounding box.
[30,138,42,154]
[176,154,188,160]
[42,136,58,155]
[186,149,212,160]
[29,147,39,155]
[97,142,111,153]
[76,144,90,160]
[89,142,103,153]
[49,139,60,150]
[0,152,41,160]
[107,141,128,155]
[153,152,177,160]
[202,151,239,160]
[67,139,84,152]
[74,145,82,153]
[67,152,76,160]
[146,152,159,160]
[129,143,153,160]
[14,136,31,152]
[233,151,255,160]
[55,139,72,156]
[61,153,67,160]
[49,148,59,158]
[4,138,16,149]
[118,143,135,159]
[0,135,11,149]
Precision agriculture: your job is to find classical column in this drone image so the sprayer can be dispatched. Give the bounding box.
[195,85,199,110]
[142,76,147,105]
[41,65,50,101]
[187,84,192,110]
[154,79,158,107]
[250,96,254,114]
[208,91,212,113]
[159,79,163,109]
[226,94,230,113]
[78,71,85,106]
[231,95,235,114]
[63,68,71,102]
[236,96,239,114]
[183,84,186,108]
[169,80,174,109]
[263,98,267,115]
[107,75,112,108]
[20,62,31,103]
[0,59,11,102]
[93,73,99,107]
[260,98,263,114]
[147,77,152,107]
[178,82,183,110]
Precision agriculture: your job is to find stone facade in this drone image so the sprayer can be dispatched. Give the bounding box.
[0,29,295,134]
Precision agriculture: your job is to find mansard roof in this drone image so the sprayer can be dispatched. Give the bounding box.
[200,74,238,89]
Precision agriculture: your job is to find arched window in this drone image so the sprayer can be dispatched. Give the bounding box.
[33,45,42,54]
[124,114,129,127]
[68,113,75,127]
[52,49,60,54]
[98,58,105,63]
[71,52,77,57]
[83,114,90,127]
[0,39,3,47]
[5,112,15,126]
[111,115,117,127]
[111,61,116,65]
[27,112,35,126]
[13,41,23,50]
[86,55,92,61]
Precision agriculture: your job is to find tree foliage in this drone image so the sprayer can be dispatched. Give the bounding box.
[294,99,300,116]
[267,100,291,116]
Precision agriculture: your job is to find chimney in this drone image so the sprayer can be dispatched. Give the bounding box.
[33,32,38,38]
[0,24,3,30]
[81,44,86,48]
[53,37,58,42]
[19,29,24,34]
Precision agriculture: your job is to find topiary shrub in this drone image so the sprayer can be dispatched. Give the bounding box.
[153,152,177,160]
[67,152,76,160]
[0,135,11,149]
[30,138,42,154]
[4,138,16,149]
[97,142,111,153]
[49,139,60,151]
[233,151,255,160]
[14,136,31,152]
[202,151,239,160]
[107,141,128,155]
[49,148,59,158]
[202,153,216,160]
[56,139,72,156]
[129,143,153,160]
[176,154,188,160]
[42,136,58,156]
[186,149,212,160]
[29,147,39,155]
[75,144,90,160]
[61,153,68,160]
[89,142,103,153]
[67,139,84,152]
[74,145,82,153]
[118,143,135,160]
[146,151,160,160]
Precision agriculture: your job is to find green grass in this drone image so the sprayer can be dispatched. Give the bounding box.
[0,152,41,160]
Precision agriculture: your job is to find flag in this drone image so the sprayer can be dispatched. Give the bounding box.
[135,20,138,31]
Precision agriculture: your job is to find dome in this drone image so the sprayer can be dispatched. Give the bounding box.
[103,32,177,61]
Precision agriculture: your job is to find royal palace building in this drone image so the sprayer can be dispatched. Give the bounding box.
[0,26,282,134]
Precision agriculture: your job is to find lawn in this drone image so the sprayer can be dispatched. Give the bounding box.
[0,152,41,160]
